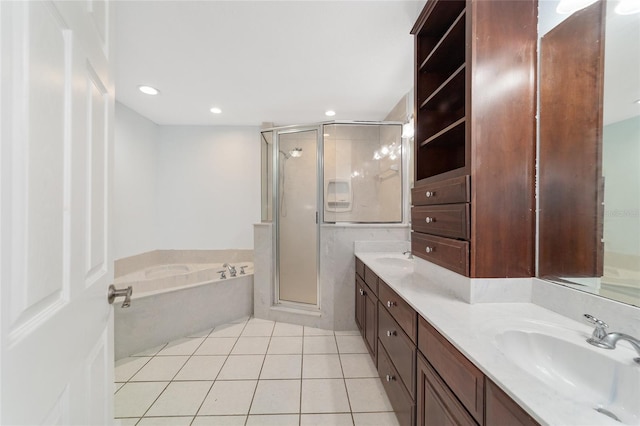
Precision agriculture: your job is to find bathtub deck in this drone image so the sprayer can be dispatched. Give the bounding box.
[114,317,399,426]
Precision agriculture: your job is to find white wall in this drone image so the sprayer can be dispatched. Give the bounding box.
[156,126,261,250]
[114,102,159,259]
[114,105,261,258]
[602,116,640,256]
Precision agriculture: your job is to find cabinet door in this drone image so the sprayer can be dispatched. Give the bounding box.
[418,317,484,423]
[363,286,378,362]
[485,380,538,426]
[417,353,477,426]
[355,276,365,332]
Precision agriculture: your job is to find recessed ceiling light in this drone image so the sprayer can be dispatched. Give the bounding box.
[635,99,640,104]
[616,0,640,15]
[138,85,159,95]
[210,107,222,114]
[325,110,336,117]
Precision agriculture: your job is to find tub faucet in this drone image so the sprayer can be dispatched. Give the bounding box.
[223,263,237,277]
[217,269,227,279]
[239,265,248,275]
[402,250,414,259]
[584,314,640,365]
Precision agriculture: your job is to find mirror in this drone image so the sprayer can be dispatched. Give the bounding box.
[538,0,640,307]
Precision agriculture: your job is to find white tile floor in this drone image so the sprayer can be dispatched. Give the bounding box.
[115,317,399,426]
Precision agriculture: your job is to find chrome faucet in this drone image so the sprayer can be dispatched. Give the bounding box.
[584,314,640,365]
[402,250,414,259]
[223,263,237,277]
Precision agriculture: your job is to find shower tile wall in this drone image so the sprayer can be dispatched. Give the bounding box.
[324,125,402,223]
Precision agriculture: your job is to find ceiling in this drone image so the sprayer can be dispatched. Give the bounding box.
[114,1,425,127]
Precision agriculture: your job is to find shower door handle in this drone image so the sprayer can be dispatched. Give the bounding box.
[315,211,318,224]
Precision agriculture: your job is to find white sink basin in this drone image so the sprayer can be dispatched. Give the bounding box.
[495,325,640,425]
[374,256,413,269]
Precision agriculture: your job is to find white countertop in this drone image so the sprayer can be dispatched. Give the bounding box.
[355,251,635,426]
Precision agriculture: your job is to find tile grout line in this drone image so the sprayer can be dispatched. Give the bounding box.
[334,332,356,426]
[114,343,169,425]
[190,318,251,426]
[136,329,217,422]
[243,318,275,425]
[297,325,307,426]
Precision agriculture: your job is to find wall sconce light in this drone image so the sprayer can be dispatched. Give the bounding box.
[402,116,415,139]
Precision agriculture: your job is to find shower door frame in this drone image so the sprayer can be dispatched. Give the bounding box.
[272,125,323,311]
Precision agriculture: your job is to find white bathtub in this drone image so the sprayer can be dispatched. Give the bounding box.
[114,259,253,360]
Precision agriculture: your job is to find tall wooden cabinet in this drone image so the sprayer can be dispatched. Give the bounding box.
[410,0,537,278]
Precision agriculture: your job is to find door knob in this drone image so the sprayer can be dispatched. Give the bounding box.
[108,284,132,308]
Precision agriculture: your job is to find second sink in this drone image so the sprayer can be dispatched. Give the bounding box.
[495,325,640,425]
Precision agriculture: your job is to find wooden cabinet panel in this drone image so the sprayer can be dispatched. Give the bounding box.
[363,265,379,296]
[356,257,365,279]
[378,280,418,343]
[485,380,539,426]
[378,342,415,426]
[412,232,469,276]
[417,353,477,426]
[355,275,365,332]
[412,175,470,206]
[538,0,605,279]
[412,204,470,240]
[363,284,377,362]
[378,303,416,398]
[418,317,484,424]
[411,0,537,278]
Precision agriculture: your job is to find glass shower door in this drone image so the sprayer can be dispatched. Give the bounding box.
[276,129,318,306]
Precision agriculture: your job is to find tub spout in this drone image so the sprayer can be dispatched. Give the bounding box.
[223,263,237,277]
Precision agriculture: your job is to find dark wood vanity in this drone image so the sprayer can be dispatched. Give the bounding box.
[410,0,538,278]
[538,1,606,279]
[354,258,538,426]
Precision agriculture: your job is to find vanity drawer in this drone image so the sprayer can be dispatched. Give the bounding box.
[412,204,470,240]
[412,232,470,276]
[378,341,415,426]
[378,303,416,398]
[418,317,484,424]
[356,257,365,279]
[378,280,417,343]
[363,265,379,296]
[412,175,470,206]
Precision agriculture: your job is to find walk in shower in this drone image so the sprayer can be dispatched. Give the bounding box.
[260,121,405,313]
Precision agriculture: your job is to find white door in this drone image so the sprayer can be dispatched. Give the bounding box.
[1,1,115,424]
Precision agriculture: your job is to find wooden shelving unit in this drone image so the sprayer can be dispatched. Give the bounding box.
[410,0,537,278]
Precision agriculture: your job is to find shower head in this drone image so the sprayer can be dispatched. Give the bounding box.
[279,148,303,159]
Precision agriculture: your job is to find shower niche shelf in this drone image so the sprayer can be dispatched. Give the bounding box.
[411,0,537,278]
[326,179,352,212]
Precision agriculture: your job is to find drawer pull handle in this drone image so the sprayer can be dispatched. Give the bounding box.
[426,191,436,198]
[386,374,396,382]
[425,216,436,223]
[425,246,435,253]
[386,330,397,337]
[386,301,396,308]
[359,289,365,296]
